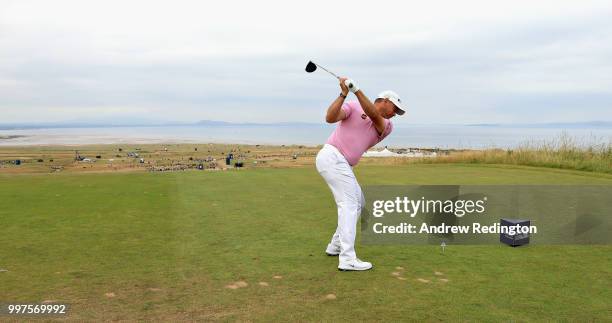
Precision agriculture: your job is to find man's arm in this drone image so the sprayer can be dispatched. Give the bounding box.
[325,79,349,123]
[344,78,386,135]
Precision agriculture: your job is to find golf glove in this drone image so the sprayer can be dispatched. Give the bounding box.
[344,79,360,93]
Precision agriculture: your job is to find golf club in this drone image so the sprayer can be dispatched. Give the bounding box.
[305,60,353,89]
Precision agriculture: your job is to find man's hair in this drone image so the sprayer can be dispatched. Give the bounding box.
[374,98,385,104]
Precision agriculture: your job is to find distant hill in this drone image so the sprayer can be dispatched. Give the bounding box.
[1,119,610,130]
[466,121,612,128]
[194,120,321,127]
[0,119,323,130]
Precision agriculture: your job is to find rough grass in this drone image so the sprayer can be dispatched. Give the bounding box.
[0,164,611,321]
[376,133,612,174]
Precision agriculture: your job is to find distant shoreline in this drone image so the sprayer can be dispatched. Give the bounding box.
[1,125,610,149]
[0,135,25,140]
[0,134,325,148]
[1,120,611,131]
[0,135,453,151]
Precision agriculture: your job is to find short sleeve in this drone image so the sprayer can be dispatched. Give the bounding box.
[379,120,393,140]
[341,101,354,119]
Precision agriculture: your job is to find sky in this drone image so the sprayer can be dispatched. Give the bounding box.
[1,0,611,125]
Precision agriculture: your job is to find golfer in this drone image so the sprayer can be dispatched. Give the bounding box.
[316,77,405,271]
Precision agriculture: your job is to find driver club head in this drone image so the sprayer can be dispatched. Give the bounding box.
[305,61,317,73]
[305,60,344,84]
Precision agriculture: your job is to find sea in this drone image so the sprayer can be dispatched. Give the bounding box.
[1,124,611,149]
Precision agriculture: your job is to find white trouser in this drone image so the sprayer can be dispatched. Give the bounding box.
[315,144,365,263]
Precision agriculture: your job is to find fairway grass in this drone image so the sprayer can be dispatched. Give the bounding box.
[1,164,611,321]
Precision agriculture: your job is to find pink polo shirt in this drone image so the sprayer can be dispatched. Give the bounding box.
[326,100,393,166]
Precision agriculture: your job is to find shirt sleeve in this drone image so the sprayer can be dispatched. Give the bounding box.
[378,120,393,140]
[340,100,354,119]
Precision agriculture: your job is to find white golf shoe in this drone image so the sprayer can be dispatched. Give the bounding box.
[338,258,373,271]
[325,243,341,256]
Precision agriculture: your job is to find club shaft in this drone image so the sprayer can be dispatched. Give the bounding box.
[314,63,340,79]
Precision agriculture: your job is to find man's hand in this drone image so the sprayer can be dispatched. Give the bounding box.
[339,77,349,96]
[343,79,360,94]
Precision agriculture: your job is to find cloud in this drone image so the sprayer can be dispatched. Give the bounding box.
[0,0,611,123]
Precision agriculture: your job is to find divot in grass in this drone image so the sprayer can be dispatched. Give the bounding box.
[438,278,449,283]
[417,278,430,283]
[273,275,283,279]
[226,281,248,290]
[258,282,269,287]
[397,277,407,281]
[395,266,404,271]
[105,292,116,298]
[391,272,401,277]
[325,294,337,300]
[434,271,444,276]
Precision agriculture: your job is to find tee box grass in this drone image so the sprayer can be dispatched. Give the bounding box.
[1,164,611,321]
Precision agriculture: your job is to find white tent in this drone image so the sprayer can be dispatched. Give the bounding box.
[363,148,398,157]
[363,148,438,158]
